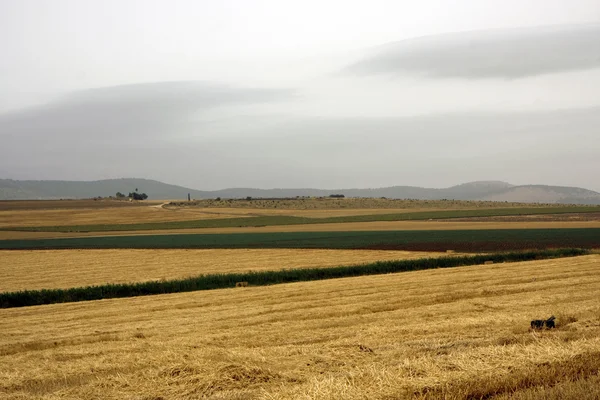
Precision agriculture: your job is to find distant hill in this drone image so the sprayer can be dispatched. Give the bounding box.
[1,178,600,204]
[479,185,600,205]
[0,178,211,201]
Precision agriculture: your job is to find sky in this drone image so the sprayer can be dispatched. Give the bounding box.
[1,0,600,190]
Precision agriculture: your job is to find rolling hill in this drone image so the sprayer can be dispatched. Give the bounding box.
[0,178,210,201]
[1,178,600,204]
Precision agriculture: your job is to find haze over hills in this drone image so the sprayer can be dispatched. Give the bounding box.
[2,24,600,192]
[2,178,600,205]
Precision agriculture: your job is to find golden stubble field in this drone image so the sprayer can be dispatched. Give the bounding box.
[0,206,255,228]
[2,198,600,241]
[0,249,457,292]
[0,206,498,228]
[0,205,514,228]
[1,255,600,399]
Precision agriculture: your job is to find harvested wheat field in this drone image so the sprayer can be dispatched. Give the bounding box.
[0,205,506,229]
[2,196,576,229]
[0,205,536,229]
[0,206,258,228]
[1,255,600,399]
[0,249,455,292]
[0,200,163,211]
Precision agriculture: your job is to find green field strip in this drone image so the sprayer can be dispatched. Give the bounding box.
[3,206,600,232]
[0,248,587,308]
[1,228,599,251]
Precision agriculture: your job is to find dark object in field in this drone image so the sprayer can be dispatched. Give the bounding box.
[235,281,248,288]
[531,315,556,330]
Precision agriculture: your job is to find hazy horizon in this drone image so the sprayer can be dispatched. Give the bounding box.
[1,1,599,191]
[4,177,600,195]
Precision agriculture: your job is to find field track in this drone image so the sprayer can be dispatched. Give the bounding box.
[0,249,453,292]
[1,255,599,398]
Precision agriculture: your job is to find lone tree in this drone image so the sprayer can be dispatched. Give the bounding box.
[115,192,126,199]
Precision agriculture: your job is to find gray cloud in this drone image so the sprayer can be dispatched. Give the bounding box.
[346,24,600,79]
[0,81,295,187]
[2,103,599,191]
[201,107,600,190]
[0,81,294,142]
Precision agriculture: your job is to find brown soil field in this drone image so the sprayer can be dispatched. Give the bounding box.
[2,220,600,241]
[0,249,453,292]
[1,255,599,399]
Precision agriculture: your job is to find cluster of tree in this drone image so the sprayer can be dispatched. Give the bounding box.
[115,188,148,200]
[130,192,148,200]
[329,194,345,198]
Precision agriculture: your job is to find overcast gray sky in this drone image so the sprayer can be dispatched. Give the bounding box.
[1,0,600,190]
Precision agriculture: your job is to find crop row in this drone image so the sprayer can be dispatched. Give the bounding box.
[1,228,599,252]
[0,248,588,308]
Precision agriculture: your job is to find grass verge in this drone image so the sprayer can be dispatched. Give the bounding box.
[0,248,587,308]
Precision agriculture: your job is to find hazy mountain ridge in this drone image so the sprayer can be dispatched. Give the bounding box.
[2,178,600,204]
[480,185,600,205]
[0,178,211,201]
